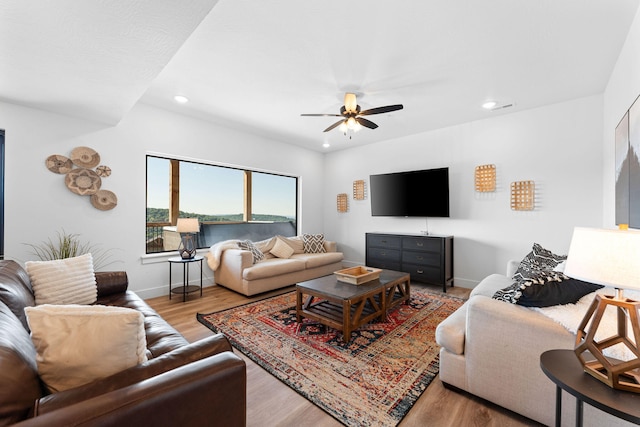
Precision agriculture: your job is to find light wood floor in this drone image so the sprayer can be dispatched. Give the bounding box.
[146,283,542,427]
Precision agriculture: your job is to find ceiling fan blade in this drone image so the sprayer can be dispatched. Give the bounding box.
[324,120,345,132]
[356,117,378,129]
[359,104,404,116]
[301,113,342,117]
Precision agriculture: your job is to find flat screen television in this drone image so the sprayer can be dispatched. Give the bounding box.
[370,167,450,217]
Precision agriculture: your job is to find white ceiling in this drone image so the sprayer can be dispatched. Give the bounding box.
[1,0,639,152]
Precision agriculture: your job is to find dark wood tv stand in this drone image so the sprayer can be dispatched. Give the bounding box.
[365,232,454,292]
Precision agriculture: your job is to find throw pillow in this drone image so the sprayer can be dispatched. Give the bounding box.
[276,235,304,254]
[237,240,265,264]
[24,304,147,393]
[25,253,97,306]
[270,237,295,259]
[512,243,567,283]
[302,234,326,254]
[493,271,603,307]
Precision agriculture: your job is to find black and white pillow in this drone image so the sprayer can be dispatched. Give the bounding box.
[512,243,567,283]
[493,270,602,307]
[302,234,326,254]
[238,240,265,264]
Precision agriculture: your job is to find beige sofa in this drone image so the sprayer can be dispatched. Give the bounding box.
[208,236,343,296]
[435,261,634,427]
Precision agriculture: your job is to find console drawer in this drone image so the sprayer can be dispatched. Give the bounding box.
[402,236,441,252]
[403,263,441,284]
[367,234,402,249]
[367,247,401,262]
[402,251,439,267]
[367,259,401,271]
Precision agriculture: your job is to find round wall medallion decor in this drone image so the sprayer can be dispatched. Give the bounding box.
[95,165,111,177]
[90,190,118,211]
[65,168,102,195]
[45,155,74,174]
[70,146,100,168]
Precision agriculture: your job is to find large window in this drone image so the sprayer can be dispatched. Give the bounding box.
[146,155,298,254]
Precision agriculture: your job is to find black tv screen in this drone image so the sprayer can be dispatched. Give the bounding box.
[370,168,450,217]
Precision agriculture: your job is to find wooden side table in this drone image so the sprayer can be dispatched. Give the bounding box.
[168,255,203,302]
[540,349,640,426]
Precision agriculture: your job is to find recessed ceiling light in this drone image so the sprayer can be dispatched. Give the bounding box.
[174,95,189,104]
[322,143,330,148]
[482,100,497,110]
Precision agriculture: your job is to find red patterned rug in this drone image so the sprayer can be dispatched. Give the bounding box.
[197,289,463,427]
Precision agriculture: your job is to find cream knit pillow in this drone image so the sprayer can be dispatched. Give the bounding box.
[25,304,147,393]
[25,253,97,305]
[270,237,295,259]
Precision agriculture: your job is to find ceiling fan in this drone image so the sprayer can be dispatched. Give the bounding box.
[301,93,403,134]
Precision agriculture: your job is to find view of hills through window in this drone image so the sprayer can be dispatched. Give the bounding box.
[146,156,297,224]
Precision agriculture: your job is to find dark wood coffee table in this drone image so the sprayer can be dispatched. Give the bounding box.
[295,269,411,342]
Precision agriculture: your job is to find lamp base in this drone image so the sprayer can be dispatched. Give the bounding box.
[178,234,197,260]
[575,293,640,393]
[179,249,196,260]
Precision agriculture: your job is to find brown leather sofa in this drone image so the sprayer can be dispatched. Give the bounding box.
[0,260,246,426]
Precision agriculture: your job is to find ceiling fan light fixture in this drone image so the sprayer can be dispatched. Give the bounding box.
[482,100,497,110]
[339,121,348,133]
[346,116,358,130]
[344,93,357,113]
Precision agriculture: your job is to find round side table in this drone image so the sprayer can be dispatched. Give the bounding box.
[168,255,203,302]
[540,349,640,426]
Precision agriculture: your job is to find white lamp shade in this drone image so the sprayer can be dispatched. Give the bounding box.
[176,218,199,233]
[564,227,640,290]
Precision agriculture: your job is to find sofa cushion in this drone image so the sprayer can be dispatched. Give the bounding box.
[255,237,277,259]
[0,260,35,330]
[0,302,42,425]
[513,243,566,283]
[97,289,188,358]
[237,240,264,264]
[303,234,326,253]
[270,237,294,259]
[25,253,97,306]
[25,304,147,393]
[243,258,306,281]
[291,252,343,269]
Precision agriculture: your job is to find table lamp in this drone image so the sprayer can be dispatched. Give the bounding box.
[564,226,640,392]
[176,218,200,259]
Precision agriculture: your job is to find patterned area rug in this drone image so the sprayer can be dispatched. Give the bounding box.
[197,290,463,427]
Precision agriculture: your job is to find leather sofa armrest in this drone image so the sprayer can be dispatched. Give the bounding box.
[95,271,128,297]
[34,334,233,415]
[17,351,246,427]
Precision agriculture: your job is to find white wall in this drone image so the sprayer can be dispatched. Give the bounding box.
[604,6,640,227]
[323,95,604,288]
[2,102,325,297]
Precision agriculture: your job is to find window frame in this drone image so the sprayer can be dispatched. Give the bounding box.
[145,154,299,255]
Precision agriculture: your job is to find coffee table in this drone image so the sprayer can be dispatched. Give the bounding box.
[295,269,411,342]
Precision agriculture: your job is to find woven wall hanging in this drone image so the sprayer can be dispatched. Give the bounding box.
[337,193,348,213]
[475,164,496,192]
[510,181,535,211]
[353,180,366,200]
